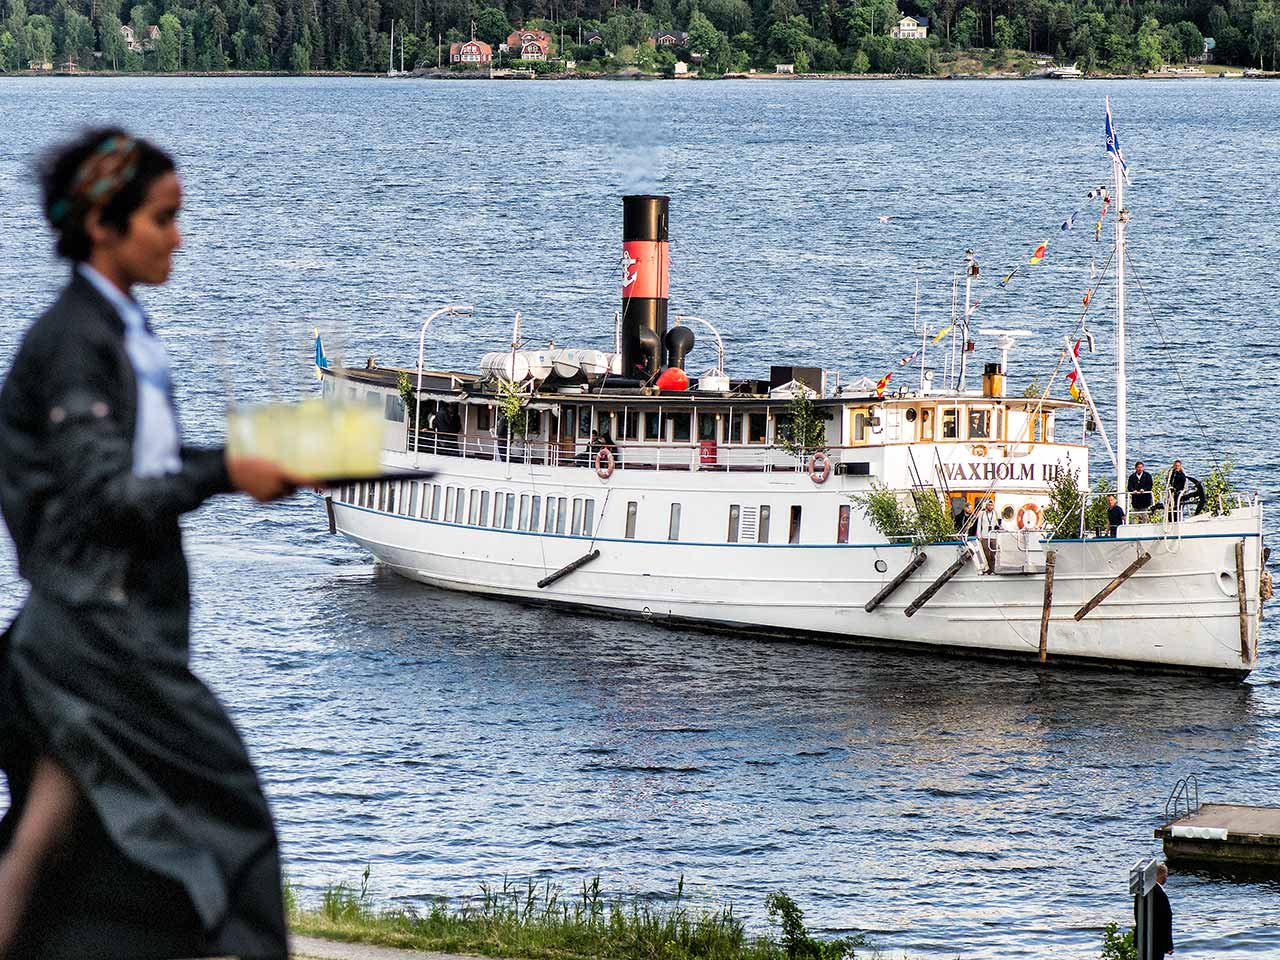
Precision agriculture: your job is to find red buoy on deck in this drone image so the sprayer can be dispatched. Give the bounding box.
[655,367,689,391]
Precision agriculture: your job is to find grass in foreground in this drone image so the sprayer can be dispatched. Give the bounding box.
[287,871,871,960]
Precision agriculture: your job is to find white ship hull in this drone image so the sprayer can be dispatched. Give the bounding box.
[329,452,1266,678]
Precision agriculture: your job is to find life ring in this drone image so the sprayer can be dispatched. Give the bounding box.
[808,451,832,484]
[1017,502,1043,530]
[594,447,615,480]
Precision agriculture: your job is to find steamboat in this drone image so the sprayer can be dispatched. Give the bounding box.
[316,113,1268,677]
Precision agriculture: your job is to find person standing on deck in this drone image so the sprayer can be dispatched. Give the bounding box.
[0,128,300,959]
[976,499,998,572]
[1169,459,1187,518]
[1106,494,1125,537]
[1127,460,1154,513]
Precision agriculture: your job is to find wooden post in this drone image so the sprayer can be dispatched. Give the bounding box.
[864,551,928,613]
[904,548,972,618]
[1074,551,1152,621]
[1236,540,1250,663]
[1039,550,1056,662]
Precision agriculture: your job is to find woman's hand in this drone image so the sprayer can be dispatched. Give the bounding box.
[225,456,305,503]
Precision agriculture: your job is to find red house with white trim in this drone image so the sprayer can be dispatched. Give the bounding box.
[450,38,493,64]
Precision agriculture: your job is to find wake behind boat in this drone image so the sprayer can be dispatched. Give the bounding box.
[315,104,1269,678]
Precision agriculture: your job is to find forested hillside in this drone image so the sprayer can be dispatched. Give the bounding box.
[2,0,1277,76]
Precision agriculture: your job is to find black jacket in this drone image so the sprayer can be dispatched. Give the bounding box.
[0,272,231,609]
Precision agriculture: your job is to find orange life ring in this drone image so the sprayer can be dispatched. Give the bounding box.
[594,447,615,480]
[808,451,832,484]
[1017,502,1043,530]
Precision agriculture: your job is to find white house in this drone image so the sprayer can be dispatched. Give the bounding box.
[891,15,928,39]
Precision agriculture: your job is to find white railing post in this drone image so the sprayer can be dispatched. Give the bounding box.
[415,303,475,466]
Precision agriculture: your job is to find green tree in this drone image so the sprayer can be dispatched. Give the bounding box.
[156,10,181,68]
[472,6,510,46]
[953,4,977,46]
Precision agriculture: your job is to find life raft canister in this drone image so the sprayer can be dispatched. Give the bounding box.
[1017,502,1043,530]
[808,451,832,484]
[594,447,615,480]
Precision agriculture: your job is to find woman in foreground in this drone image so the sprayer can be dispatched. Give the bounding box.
[0,128,298,958]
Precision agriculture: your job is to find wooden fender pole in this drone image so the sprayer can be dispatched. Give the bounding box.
[905,548,972,618]
[1039,550,1057,662]
[865,551,928,613]
[1074,551,1152,621]
[1236,540,1250,662]
[538,550,601,589]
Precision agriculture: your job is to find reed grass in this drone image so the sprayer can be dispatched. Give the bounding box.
[287,871,872,960]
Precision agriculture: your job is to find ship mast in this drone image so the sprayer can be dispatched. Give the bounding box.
[1108,98,1128,500]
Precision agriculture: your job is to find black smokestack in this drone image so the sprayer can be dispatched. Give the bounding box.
[621,195,669,380]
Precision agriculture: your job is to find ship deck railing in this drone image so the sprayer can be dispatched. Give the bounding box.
[406,429,873,474]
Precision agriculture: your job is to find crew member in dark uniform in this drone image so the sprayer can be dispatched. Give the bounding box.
[0,129,298,958]
[1106,493,1125,536]
[1169,459,1187,517]
[1127,460,1154,513]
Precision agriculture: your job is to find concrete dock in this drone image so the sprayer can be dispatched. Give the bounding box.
[1156,803,1280,868]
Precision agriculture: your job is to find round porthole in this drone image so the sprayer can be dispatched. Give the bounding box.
[875,559,888,573]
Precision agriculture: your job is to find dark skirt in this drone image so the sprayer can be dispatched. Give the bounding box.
[0,590,286,959]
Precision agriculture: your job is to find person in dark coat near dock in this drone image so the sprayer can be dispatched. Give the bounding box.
[1135,862,1175,958]
[0,128,300,959]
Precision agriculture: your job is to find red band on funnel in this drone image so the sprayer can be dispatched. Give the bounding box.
[621,240,669,300]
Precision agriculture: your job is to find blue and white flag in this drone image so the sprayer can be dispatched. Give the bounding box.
[1105,97,1131,183]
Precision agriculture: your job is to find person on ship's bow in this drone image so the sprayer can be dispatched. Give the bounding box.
[0,128,302,959]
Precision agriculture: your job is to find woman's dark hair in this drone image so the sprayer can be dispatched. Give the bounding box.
[38,127,176,262]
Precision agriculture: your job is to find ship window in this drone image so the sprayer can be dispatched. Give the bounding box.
[385,394,405,422]
[454,488,465,524]
[519,495,531,530]
[476,405,492,432]
[729,413,743,443]
[625,501,638,539]
[408,482,418,517]
[942,408,959,439]
[968,408,991,439]
[759,505,771,543]
[669,503,681,541]
[444,486,455,521]
[469,490,481,525]
[644,412,661,440]
[430,484,441,519]
[672,413,691,442]
[837,504,851,544]
[727,504,740,542]
[698,413,717,442]
[583,499,594,536]
[571,498,584,535]
[479,490,490,526]
[504,493,516,529]
[621,410,639,440]
[544,497,557,533]
[530,496,541,531]
[556,497,568,534]
[789,505,802,544]
[747,412,767,444]
[578,408,592,437]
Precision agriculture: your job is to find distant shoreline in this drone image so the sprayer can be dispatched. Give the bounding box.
[3,67,1274,81]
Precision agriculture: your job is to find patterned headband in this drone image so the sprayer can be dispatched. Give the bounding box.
[49,135,142,227]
